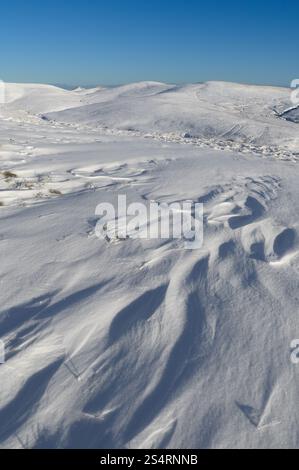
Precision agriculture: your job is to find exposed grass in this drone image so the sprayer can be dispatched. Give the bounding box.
[3,170,17,179]
[49,189,62,196]
[0,201,4,207]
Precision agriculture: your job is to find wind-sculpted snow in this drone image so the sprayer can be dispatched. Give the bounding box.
[0,81,299,449]
[279,106,299,123]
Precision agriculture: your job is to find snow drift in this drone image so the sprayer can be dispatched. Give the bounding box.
[0,81,299,449]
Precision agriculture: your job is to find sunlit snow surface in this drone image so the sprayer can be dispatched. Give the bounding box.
[1,81,299,449]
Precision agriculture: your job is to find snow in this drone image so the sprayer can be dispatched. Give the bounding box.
[281,106,299,123]
[0,81,299,449]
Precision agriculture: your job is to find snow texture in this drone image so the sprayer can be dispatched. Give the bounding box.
[0,81,299,449]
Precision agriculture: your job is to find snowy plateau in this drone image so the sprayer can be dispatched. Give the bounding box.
[1,80,299,449]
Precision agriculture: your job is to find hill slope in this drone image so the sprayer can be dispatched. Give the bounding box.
[0,81,299,449]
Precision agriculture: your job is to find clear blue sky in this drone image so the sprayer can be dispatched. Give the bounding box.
[0,0,298,86]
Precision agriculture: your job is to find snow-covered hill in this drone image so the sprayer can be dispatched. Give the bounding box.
[1,83,85,114]
[1,81,299,449]
[45,81,297,150]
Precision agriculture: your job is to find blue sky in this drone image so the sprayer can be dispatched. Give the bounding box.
[0,0,298,86]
